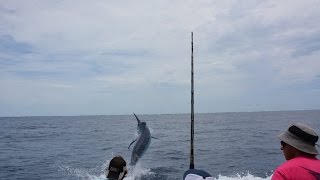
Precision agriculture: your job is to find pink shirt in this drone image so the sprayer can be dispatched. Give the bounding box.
[272,156,320,180]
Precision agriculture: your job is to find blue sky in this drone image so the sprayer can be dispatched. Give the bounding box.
[0,0,320,116]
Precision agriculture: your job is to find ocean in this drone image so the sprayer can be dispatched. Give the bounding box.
[1,110,320,180]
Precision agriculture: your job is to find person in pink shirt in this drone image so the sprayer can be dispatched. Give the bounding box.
[272,123,320,180]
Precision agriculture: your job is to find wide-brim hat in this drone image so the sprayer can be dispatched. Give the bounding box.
[183,169,214,180]
[278,123,319,155]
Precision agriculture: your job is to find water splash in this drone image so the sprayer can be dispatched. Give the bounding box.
[125,163,153,180]
[213,173,272,180]
[57,164,99,180]
[55,161,153,180]
[55,158,272,180]
[57,163,273,180]
[88,163,153,180]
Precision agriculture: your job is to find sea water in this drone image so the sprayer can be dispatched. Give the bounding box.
[1,110,320,180]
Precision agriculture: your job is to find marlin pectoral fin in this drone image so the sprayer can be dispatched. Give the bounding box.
[128,139,137,149]
[152,136,160,140]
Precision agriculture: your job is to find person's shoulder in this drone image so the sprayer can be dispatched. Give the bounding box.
[293,156,320,164]
[277,156,319,170]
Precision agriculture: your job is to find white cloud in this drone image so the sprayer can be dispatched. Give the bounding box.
[0,0,320,116]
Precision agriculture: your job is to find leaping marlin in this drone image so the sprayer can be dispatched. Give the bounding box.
[128,113,157,166]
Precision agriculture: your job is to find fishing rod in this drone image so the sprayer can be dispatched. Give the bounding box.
[190,32,195,169]
[184,32,213,180]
